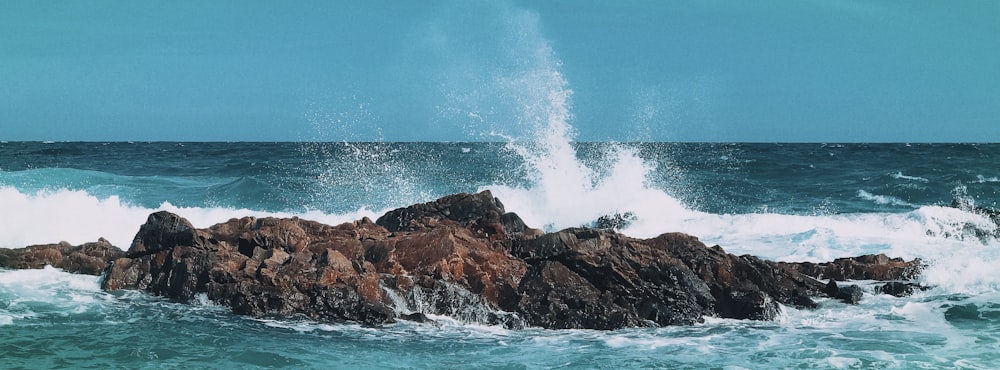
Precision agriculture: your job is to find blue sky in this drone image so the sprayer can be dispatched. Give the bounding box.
[2,1,998,142]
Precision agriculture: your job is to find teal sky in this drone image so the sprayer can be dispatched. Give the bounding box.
[2,1,998,142]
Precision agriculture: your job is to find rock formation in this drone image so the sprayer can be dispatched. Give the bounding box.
[778,254,923,281]
[0,238,123,275]
[1,191,925,329]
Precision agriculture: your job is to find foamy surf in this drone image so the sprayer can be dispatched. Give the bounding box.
[0,186,381,249]
[0,266,105,325]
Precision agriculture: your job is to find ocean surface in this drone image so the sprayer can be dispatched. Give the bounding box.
[3,1,999,367]
[2,140,1000,368]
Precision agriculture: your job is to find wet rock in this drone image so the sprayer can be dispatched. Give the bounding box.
[399,312,434,324]
[0,238,123,275]
[780,254,922,281]
[952,198,1000,226]
[4,190,929,330]
[875,282,928,297]
[103,194,527,327]
[591,212,636,231]
[375,190,534,239]
[651,234,825,313]
[103,214,398,326]
[506,229,825,328]
[826,280,864,304]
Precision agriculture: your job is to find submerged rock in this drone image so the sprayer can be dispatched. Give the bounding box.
[875,281,929,297]
[3,190,927,330]
[826,280,864,304]
[952,198,1000,226]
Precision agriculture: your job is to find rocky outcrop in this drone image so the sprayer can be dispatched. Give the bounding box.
[504,229,826,329]
[102,191,530,327]
[3,190,926,329]
[375,191,537,240]
[0,238,123,275]
[779,254,922,281]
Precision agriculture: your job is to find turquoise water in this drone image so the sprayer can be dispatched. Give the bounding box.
[3,0,1000,366]
[2,141,1000,368]
[4,268,1000,368]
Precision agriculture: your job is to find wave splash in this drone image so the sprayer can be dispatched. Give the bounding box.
[2,3,1000,301]
[0,187,376,249]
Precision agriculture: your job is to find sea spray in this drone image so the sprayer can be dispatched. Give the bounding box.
[380,281,524,328]
[0,186,373,248]
[299,141,436,215]
[4,144,1000,368]
[457,3,697,235]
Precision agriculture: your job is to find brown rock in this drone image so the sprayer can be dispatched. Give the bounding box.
[0,238,123,275]
[1,190,926,330]
[506,228,825,329]
[375,190,533,240]
[102,194,527,327]
[780,254,923,281]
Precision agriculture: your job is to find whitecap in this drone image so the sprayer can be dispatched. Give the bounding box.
[857,189,918,208]
[0,186,380,248]
[891,171,929,183]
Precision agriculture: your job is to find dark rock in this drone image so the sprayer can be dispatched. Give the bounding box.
[3,190,929,330]
[104,195,527,327]
[592,212,636,230]
[375,190,535,239]
[127,211,197,257]
[950,199,1000,241]
[506,229,825,328]
[780,254,922,281]
[826,280,864,304]
[650,235,825,313]
[0,238,123,275]
[875,282,928,297]
[952,198,1000,225]
[399,312,434,324]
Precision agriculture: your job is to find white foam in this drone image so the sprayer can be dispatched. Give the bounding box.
[0,266,108,322]
[472,47,1000,297]
[0,187,150,248]
[488,128,1000,294]
[857,190,919,208]
[975,175,1000,183]
[0,186,380,249]
[0,265,101,293]
[460,12,1000,299]
[891,172,929,183]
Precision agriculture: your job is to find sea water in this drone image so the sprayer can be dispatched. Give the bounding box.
[3,140,1000,368]
[4,1,1000,368]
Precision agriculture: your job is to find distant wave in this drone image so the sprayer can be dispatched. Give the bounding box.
[976,175,1000,183]
[890,172,929,183]
[856,189,919,208]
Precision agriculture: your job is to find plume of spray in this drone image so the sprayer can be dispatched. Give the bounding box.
[300,96,434,215]
[456,3,1000,298]
[475,6,692,234]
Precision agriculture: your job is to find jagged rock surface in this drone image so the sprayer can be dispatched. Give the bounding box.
[4,190,926,329]
[779,254,923,281]
[0,238,123,275]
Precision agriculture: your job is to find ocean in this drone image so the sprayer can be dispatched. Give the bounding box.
[3,0,999,367]
[2,139,1000,368]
